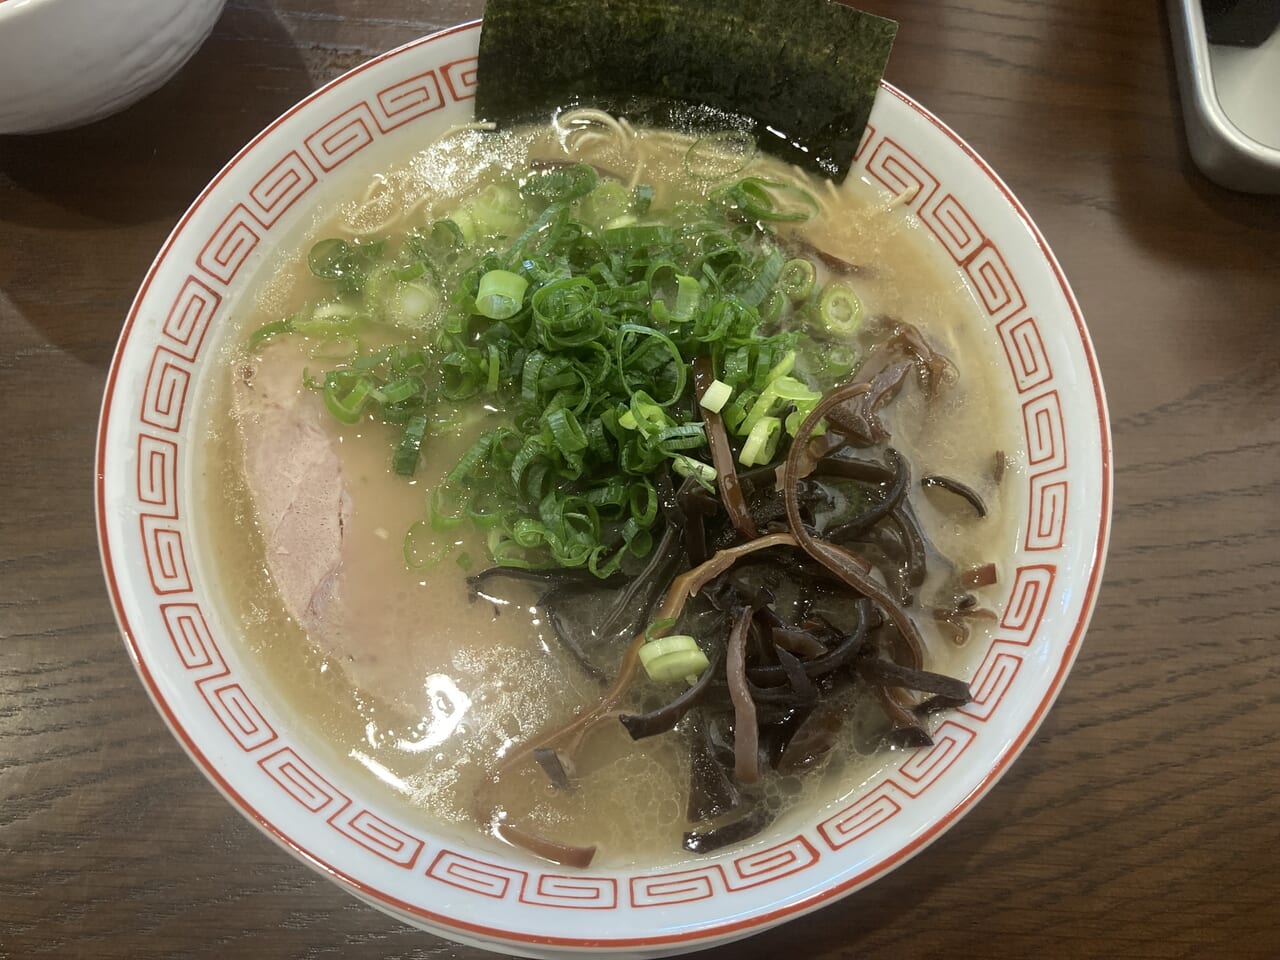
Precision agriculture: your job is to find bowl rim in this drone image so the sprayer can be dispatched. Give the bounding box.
[96,18,1112,952]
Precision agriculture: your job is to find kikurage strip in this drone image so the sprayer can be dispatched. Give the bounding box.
[726,607,760,785]
[694,356,758,540]
[921,474,988,518]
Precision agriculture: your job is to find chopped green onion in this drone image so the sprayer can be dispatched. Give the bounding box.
[721,393,750,432]
[819,281,863,334]
[289,140,845,580]
[580,180,631,225]
[307,238,352,280]
[779,258,816,301]
[649,266,702,324]
[656,422,706,453]
[322,374,375,425]
[384,281,441,329]
[737,247,784,307]
[485,343,501,393]
[765,351,797,384]
[306,333,361,363]
[600,224,676,248]
[293,300,360,337]
[545,407,588,455]
[393,414,428,476]
[436,213,474,247]
[469,183,526,238]
[644,617,679,643]
[476,269,528,320]
[306,238,382,293]
[638,634,710,682]
[699,379,733,413]
[715,177,819,222]
[380,377,420,405]
[785,408,826,438]
[739,415,783,466]
[672,455,716,485]
[768,374,820,402]
[521,163,599,204]
[248,318,292,351]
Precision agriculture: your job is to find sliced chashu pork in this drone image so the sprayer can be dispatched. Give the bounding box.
[232,346,348,631]
[231,344,440,717]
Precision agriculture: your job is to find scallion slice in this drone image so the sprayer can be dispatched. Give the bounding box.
[698,379,733,413]
[819,281,863,334]
[779,257,817,301]
[476,269,529,320]
[638,634,711,682]
[739,415,783,466]
[392,414,429,476]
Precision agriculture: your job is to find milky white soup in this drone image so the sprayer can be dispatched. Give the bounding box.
[195,113,1025,868]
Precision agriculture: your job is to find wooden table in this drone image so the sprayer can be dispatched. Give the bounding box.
[4,1,1279,956]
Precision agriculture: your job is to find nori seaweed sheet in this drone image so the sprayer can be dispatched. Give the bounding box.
[475,0,897,182]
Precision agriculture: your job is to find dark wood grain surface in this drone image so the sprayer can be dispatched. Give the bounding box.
[4,1,1279,957]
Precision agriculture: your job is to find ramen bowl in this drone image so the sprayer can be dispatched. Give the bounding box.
[0,0,227,134]
[97,20,1111,958]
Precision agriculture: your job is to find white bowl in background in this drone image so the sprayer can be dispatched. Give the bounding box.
[96,20,1111,958]
[0,0,227,134]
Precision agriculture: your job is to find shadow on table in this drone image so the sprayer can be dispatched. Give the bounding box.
[0,0,311,228]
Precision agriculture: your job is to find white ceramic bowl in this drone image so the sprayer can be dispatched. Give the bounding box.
[97,21,1112,958]
[0,0,226,134]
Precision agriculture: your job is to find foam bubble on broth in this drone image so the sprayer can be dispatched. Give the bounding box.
[196,116,1025,867]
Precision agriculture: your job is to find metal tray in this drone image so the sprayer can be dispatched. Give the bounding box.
[1169,0,1280,193]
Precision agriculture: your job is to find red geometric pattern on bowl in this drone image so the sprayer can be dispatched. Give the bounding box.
[375,69,446,130]
[305,66,453,173]
[865,135,939,208]
[198,679,278,752]
[138,514,190,595]
[998,314,1054,393]
[305,103,379,172]
[1023,391,1069,550]
[520,874,618,910]
[98,19,1109,955]
[919,191,984,262]
[427,850,523,900]
[161,601,223,673]
[629,866,721,907]
[259,747,350,815]
[331,807,426,868]
[963,242,1026,320]
[441,56,478,101]
[627,836,819,907]
[725,836,819,889]
[817,786,903,850]
[999,564,1056,644]
[246,150,318,228]
[136,434,178,516]
[960,648,1025,721]
[161,275,220,361]
[196,205,261,285]
[140,347,191,432]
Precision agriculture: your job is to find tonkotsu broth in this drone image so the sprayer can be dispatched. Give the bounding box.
[197,114,1025,867]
